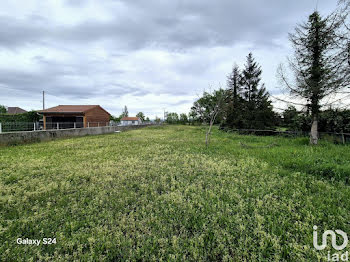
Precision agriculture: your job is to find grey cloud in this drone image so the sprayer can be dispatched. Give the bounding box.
[0,0,338,116]
[0,70,93,99]
[0,57,138,100]
[0,1,336,51]
[169,99,193,106]
[64,0,88,7]
[103,83,151,97]
[0,16,49,47]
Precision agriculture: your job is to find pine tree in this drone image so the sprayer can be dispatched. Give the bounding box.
[279,11,348,144]
[224,64,244,129]
[227,64,242,102]
[241,53,262,103]
[240,53,275,129]
[221,54,275,130]
[253,85,275,129]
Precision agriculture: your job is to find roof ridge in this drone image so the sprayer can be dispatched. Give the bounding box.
[54,105,99,107]
[38,105,109,114]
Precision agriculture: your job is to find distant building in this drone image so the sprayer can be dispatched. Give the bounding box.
[39,105,111,130]
[120,117,142,126]
[7,107,27,115]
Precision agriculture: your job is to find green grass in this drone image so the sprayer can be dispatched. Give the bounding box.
[1,125,350,261]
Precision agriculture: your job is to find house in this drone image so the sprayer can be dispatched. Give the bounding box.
[39,105,111,130]
[120,117,142,126]
[7,107,27,115]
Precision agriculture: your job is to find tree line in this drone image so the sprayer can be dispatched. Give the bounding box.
[184,3,350,145]
[110,106,152,122]
[189,53,276,130]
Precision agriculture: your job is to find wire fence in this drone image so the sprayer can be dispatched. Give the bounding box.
[229,128,350,144]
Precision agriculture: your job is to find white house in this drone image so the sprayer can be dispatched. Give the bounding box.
[120,117,142,126]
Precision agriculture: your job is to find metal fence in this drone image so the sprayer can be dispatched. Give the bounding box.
[0,121,159,133]
[0,121,115,133]
[45,122,82,130]
[0,122,40,133]
[45,122,110,130]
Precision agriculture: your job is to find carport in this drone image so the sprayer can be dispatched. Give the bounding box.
[39,105,111,130]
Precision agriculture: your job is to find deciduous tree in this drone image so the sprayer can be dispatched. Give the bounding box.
[179,113,188,124]
[136,112,145,121]
[121,106,129,117]
[166,113,179,124]
[0,105,7,114]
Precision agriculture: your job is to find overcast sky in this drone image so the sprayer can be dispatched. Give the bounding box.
[0,0,337,118]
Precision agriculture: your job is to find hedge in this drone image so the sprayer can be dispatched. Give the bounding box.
[0,111,40,123]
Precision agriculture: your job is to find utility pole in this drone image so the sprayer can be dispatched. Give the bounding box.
[42,91,45,110]
[163,108,167,122]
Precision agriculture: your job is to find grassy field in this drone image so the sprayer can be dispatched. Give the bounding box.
[1,125,350,261]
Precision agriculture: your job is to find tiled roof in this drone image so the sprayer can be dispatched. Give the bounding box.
[121,117,140,121]
[7,107,27,114]
[39,105,100,114]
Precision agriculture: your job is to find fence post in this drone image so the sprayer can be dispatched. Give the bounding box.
[74,122,76,129]
[57,123,59,130]
[0,122,2,133]
[98,122,100,127]
[33,122,36,131]
[88,122,90,128]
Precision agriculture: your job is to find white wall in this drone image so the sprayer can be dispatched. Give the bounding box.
[121,120,140,126]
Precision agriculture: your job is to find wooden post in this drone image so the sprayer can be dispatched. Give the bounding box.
[33,122,36,131]
[57,122,59,130]
[88,122,90,128]
[83,116,87,128]
[342,130,345,145]
[43,115,46,130]
[0,122,2,133]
